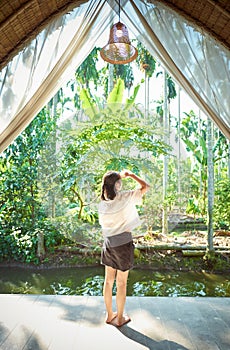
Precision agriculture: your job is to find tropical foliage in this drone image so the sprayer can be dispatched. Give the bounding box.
[0,42,229,264]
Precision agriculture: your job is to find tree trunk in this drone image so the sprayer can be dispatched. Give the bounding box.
[134,244,229,251]
[198,110,203,197]
[228,139,230,179]
[207,117,214,251]
[51,93,58,218]
[144,72,150,118]
[162,69,169,235]
[177,86,182,210]
[29,158,35,225]
[37,230,45,257]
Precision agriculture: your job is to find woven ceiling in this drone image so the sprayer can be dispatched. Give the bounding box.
[0,0,88,72]
[154,0,230,49]
[0,0,229,72]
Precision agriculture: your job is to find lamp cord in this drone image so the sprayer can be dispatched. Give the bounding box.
[118,0,120,22]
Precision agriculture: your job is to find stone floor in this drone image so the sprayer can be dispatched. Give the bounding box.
[0,295,230,350]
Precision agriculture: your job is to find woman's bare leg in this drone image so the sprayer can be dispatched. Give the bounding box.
[115,269,130,326]
[103,265,117,323]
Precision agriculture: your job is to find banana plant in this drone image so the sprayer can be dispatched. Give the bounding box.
[180,111,228,215]
[79,77,141,120]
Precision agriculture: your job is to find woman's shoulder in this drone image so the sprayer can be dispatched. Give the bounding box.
[119,188,142,202]
[118,189,139,199]
[118,190,131,197]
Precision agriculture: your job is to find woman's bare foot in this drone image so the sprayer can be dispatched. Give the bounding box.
[115,315,131,327]
[105,312,117,324]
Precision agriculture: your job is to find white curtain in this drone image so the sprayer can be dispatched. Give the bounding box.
[123,0,230,139]
[0,0,229,153]
[0,0,116,153]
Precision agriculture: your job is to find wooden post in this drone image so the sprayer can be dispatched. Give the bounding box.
[37,230,45,257]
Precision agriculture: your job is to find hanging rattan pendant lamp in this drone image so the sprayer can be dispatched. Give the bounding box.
[100,0,138,64]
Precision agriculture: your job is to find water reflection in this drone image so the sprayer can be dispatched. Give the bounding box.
[129,270,230,297]
[131,280,207,297]
[0,266,229,297]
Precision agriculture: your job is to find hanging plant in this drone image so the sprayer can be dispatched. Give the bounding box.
[136,41,156,78]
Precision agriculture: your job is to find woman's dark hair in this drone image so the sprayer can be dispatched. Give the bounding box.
[101,171,121,201]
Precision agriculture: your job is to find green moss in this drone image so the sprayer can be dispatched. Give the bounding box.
[203,251,229,271]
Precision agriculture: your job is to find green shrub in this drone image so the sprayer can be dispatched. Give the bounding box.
[213,179,230,229]
[0,228,38,263]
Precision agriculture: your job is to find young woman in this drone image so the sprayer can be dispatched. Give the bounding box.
[98,170,150,327]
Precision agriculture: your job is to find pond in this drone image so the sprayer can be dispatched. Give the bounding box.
[0,266,230,297]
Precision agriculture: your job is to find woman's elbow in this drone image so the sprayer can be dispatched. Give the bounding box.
[141,183,150,195]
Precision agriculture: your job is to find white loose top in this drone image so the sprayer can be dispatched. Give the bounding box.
[98,189,143,238]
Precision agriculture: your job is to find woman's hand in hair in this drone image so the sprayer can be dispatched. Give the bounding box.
[120,170,133,178]
[120,170,150,195]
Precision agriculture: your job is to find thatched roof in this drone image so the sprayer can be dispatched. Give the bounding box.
[0,0,229,72]
[0,0,88,71]
[155,0,230,49]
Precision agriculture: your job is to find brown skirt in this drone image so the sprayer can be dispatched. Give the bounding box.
[101,241,134,272]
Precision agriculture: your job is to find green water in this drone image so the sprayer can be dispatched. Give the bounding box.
[0,266,229,296]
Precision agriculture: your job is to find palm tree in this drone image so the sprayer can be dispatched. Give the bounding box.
[75,47,100,89]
